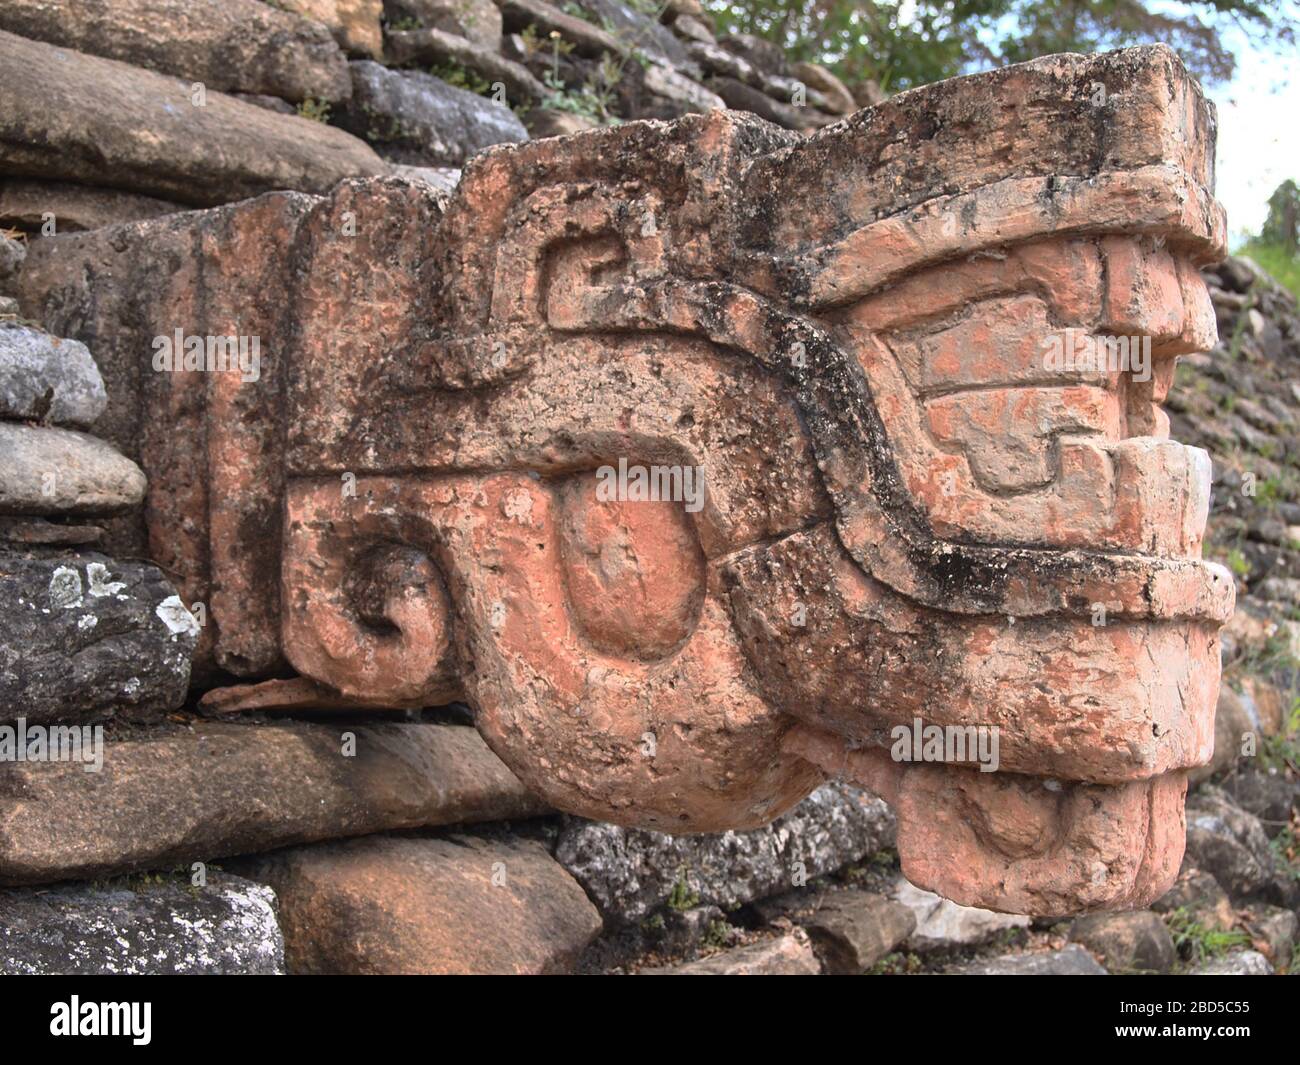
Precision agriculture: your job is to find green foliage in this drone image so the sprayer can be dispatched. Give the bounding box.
[1163,906,1251,967]
[296,97,331,123]
[1269,818,1300,880]
[1260,179,1300,257]
[666,868,700,911]
[703,1,1298,92]
[868,950,924,974]
[1259,697,1300,774]
[702,919,733,948]
[430,60,495,96]
[1238,241,1300,310]
[1226,547,1251,578]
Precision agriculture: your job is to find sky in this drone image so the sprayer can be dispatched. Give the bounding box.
[1205,31,1298,247]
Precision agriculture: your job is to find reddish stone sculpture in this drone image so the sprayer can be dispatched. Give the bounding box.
[19,46,1232,915]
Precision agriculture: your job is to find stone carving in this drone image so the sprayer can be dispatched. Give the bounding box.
[18,46,1232,915]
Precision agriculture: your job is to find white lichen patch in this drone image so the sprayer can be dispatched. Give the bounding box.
[86,562,126,598]
[155,595,200,639]
[48,566,83,609]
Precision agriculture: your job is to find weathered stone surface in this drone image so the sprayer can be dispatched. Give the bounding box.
[0,323,106,427]
[1151,866,1236,931]
[0,517,103,547]
[891,879,1030,950]
[0,0,351,103]
[339,61,529,166]
[1243,904,1297,966]
[0,180,177,233]
[642,928,821,974]
[1219,770,1300,834]
[791,61,857,115]
[386,0,503,49]
[0,31,386,207]
[242,833,601,974]
[792,890,916,973]
[0,873,283,975]
[498,0,626,58]
[1190,685,1253,782]
[0,721,547,885]
[12,48,1229,916]
[949,944,1108,975]
[0,552,195,728]
[0,233,25,281]
[716,32,787,77]
[644,60,725,114]
[275,0,384,58]
[556,783,896,924]
[1068,910,1177,973]
[1190,950,1274,975]
[386,27,544,103]
[1186,785,1291,903]
[386,163,462,196]
[570,0,697,74]
[0,424,144,515]
[707,75,821,130]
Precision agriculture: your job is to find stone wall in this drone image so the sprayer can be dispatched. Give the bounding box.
[0,3,1296,977]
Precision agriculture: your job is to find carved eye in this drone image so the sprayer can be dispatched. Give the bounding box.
[556,470,705,662]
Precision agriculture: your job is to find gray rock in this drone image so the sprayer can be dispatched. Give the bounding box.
[642,928,821,975]
[1151,867,1236,931]
[1068,910,1177,973]
[0,552,196,728]
[1191,950,1274,975]
[0,232,24,280]
[0,517,103,547]
[0,179,178,233]
[0,0,350,104]
[643,61,725,114]
[555,782,896,924]
[793,889,916,974]
[0,31,385,208]
[0,872,283,974]
[1186,785,1290,903]
[1190,686,1254,782]
[0,323,107,427]
[891,878,1030,950]
[0,423,145,516]
[1244,904,1297,965]
[569,0,698,75]
[387,0,503,47]
[716,31,788,76]
[1219,769,1300,835]
[0,721,546,886]
[385,26,545,104]
[498,0,626,59]
[389,164,462,197]
[339,61,528,168]
[949,944,1108,975]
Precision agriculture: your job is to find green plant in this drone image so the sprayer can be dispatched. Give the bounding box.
[665,869,700,911]
[430,60,494,96]
[702,919,732,949]
[1225,547,1251,579]
[296,97,331,123]
[868,951,923,974]
[1164,907,1251,967]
